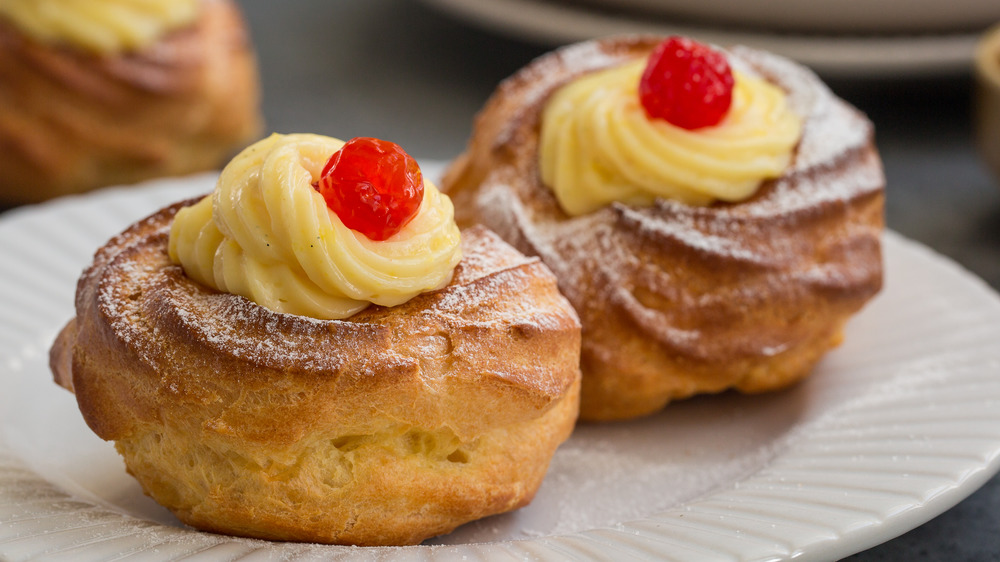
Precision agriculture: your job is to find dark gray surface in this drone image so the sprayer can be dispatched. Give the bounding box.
[236,1,1000,559]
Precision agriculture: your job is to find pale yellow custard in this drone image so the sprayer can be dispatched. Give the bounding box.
[168,133,463,320]
[540,58,802,216]
[0,0,199,54]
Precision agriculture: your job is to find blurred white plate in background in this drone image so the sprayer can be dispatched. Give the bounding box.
[421,0,983,77]
[596,0,1000,33]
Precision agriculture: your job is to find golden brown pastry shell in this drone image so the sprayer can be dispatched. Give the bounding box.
[442,36,885,421]
[49,201,581,546]
[0,0,262,205]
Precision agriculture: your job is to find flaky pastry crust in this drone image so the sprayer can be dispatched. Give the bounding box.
[0,0,261,205]
[50,202,581,546]
[442,36,884,421]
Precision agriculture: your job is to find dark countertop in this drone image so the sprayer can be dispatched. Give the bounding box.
[236,1,1000,560]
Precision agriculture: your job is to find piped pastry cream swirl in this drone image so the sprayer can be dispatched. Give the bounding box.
[168,133,462,320]
[540,58,802,216]
[0,0,200,54]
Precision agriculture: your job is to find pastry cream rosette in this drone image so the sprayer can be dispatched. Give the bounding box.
[169,133,462,320]
[540,58,802,216]
[0,0,200,54]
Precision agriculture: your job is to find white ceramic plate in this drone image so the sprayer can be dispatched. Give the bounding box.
[2,170,1000,561]
[420,0,981,77]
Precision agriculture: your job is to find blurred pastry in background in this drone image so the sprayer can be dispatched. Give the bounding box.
[975,23,1000,186]
[0,0,262,206]
[443,35,885,421]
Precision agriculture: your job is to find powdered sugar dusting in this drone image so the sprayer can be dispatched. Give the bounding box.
[429,388,811,544]
[510,39,626,111]
[82,208,577,404]
[446,37,884,364]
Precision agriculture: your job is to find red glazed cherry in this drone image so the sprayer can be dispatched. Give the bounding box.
[638,36,734,130]
[314,137,424,241]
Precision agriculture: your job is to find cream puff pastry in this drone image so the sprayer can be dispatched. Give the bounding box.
[442,36,884,421]
[50,133,581,545]
[0,0,261,205]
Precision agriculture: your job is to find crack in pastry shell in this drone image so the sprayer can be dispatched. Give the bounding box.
[49,201,581,545]
[442,36,884,421]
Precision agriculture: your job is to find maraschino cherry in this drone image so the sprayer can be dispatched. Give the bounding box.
[638,36,734,130]
[314,137,423,241]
